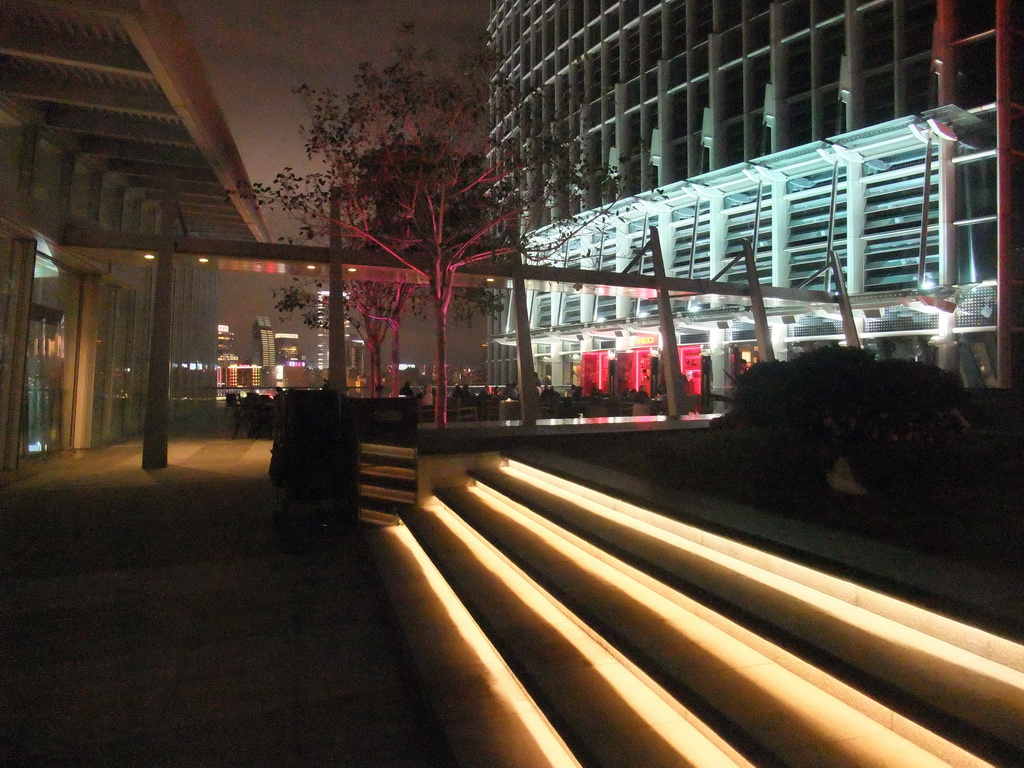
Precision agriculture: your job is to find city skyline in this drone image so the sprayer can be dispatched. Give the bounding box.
[173,0,493,371]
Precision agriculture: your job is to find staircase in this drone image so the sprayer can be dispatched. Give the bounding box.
[367,456,1024,768]
[357,442,417,523]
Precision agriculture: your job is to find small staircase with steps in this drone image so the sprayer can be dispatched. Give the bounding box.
[357,442,417,524]
[367,454,1024,768]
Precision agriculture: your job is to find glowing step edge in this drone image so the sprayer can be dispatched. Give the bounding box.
[426,494,755,768]
[385,521,581,768]
[472,474,994,767]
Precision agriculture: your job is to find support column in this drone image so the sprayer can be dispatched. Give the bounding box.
[327,189,348,394]
[936,137,958,372]
[771,179,790,288]
[845,161,866,294]
[650,226,685,417]
[512,252,539,424]
[71,275,100,449]
[142,236,174,469]
[0,239,36,472]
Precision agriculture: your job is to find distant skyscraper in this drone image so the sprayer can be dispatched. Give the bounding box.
[252,316,275,369]
[274,332,302,365]
[315,330,328,370]
[216,325,236,363]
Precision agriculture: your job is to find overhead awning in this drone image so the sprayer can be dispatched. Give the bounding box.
[0,0,268,243]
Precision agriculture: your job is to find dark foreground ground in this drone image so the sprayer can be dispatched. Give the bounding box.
[542,426,1024,578]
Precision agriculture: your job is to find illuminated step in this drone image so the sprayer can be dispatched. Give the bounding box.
[366,516,582,768]
[471,459,1024,765]
[402,498,755,768]
[438,480,996,767]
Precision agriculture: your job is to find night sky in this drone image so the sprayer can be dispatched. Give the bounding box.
[175,0,491,369]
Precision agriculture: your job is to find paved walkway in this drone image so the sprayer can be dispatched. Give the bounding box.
[1,437,453,767]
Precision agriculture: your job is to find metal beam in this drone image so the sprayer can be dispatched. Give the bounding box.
[0,70,175,118]
[61,227,838,309]
[45,104,190,145]
[105,158,220,184]
[78,136,206,166]
[0,20,151,76]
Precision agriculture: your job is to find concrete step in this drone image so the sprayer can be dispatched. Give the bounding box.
[469,460,1024,766]
[433,480,996,768]
[400,497,753,768]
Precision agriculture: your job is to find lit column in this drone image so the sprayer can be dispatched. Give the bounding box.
[936,132,958,372]
[71,274,100,449]
[771,178,790,289]
[844,160,866,294]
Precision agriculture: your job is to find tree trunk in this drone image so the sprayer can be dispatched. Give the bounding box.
[390,322,401,397]
[368,341,382,396]
[434,301,448,427]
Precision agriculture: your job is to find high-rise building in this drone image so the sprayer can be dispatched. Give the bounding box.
[274,332,302,365]
[252,316,276,371]
[217,325,235,362]
[488,0,1022,396]
[315,330,328,371]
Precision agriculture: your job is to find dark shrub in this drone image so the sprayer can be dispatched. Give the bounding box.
[732,345,966,445]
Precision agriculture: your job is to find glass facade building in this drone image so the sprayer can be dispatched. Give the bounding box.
[0,1,267,471]
[487,0,1023,399]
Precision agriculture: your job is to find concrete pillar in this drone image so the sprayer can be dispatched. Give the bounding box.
[0,239,36,472]
[845,161,866,294]
[141,235,174,469]
[71,275,100,449]
[771,179,790,288]
[512,252,540,424]
[936,135,958,373]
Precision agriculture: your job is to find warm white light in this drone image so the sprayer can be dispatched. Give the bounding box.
[430,495,750,767]
[143,254,155,260]
[307,264,316,270]
[388,520,582,768]
[347,267,357,272]
[198,257,209,263]
[497,461,1021,764]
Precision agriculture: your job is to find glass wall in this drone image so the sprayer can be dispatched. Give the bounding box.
[25,255,78,455]
[91,280,141,442]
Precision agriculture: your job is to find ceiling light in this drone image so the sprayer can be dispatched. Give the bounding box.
[143,254,155,260]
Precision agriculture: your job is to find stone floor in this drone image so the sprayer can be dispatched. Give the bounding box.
[1,437,454,767]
